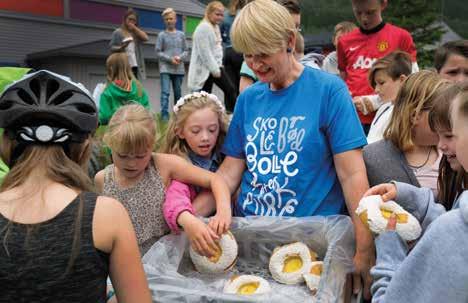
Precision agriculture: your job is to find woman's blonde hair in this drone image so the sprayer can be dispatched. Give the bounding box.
[231,0,296,55]
[384,70,451,151]
[204,1,224,21]
[103,104,156,154]
[161,94,229,160]
[106,52,143,96]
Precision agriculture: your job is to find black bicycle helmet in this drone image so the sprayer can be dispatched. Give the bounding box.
[0,70,97,142]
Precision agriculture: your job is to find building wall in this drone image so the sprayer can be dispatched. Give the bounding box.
[0,0,63,17]
[0,0,202,65]
[70,0,126,24]
[185,16,202,35]
[0,14,116,64]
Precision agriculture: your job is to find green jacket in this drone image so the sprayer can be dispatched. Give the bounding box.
[98,80,150,124]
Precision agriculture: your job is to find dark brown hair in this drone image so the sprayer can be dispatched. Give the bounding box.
[427,83,464,208]
[434,40,468,72]
[275,0,301,14]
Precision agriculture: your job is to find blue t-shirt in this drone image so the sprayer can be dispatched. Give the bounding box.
[222,67,367,217]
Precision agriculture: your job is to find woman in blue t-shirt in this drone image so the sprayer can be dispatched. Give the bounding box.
[192,0,374,299]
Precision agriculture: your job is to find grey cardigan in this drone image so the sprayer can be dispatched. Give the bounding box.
[363,139,420,187]
[109,28,147,80]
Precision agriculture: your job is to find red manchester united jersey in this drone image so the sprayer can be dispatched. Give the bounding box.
[337,23,417,124]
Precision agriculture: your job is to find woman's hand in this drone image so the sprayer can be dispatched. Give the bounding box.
[363,183,397,202]
[208,209,232,235]
[182,214,219,257]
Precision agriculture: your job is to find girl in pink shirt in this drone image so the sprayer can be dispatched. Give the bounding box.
[161,91,231,257]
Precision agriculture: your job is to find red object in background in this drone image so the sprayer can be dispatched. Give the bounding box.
[0,0,63,17]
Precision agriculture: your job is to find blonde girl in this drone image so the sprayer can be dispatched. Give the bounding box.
[187,1,236,112]
[94,104,231,256]
[99,52,150,125]
[109,8,148,79]
[364,70,451,196]
[0,70,151,302]
[161,91,230,257]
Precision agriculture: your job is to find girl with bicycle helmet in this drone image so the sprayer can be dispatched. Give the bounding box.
[0,70,151,303]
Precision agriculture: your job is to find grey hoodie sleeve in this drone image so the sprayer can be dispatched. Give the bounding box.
[394,181,446,229]
[371,231,408,303]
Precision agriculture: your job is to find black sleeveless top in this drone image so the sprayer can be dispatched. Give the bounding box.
[0,192,110,303]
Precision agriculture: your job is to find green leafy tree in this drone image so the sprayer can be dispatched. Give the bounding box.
[384,0,445,68]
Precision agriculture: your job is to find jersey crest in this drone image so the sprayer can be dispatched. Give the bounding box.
[377,40,389,52]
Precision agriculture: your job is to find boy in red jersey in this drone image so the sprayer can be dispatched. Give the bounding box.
[337,0,418,134]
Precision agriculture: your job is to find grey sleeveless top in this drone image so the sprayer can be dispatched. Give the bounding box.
[0,192,109,303]
[103,159,169,255]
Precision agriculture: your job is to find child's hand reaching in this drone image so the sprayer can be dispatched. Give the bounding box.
[179,212,219,257]
[363,183,397,202]
[208,210,232,235]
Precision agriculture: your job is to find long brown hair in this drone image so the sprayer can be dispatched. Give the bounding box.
[384,71,451,151]
[428,84,466,208]
[120,8,138,37]
[228,0,250,15]
[106,52,143,96]
[1,135,94,276]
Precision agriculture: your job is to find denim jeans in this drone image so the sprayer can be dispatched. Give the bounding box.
[160,73,184,120]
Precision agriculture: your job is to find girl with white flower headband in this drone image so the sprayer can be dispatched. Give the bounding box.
[94,103,231,259]
[161,91,232,257]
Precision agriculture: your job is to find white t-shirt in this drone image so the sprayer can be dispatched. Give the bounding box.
[126,41,137,68]
[367,102,393,144]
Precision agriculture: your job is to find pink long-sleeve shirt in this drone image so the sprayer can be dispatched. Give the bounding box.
[163,180,197,234]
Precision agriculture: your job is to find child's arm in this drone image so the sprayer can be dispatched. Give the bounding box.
[164,180,219,256]
[127,23,148,42]
[94,170,105,193]
[159,154,232,234]
[94,196,152,303]
[163,180,197,234]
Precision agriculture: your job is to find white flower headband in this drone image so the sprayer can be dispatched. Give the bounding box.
[173,91,225,114]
